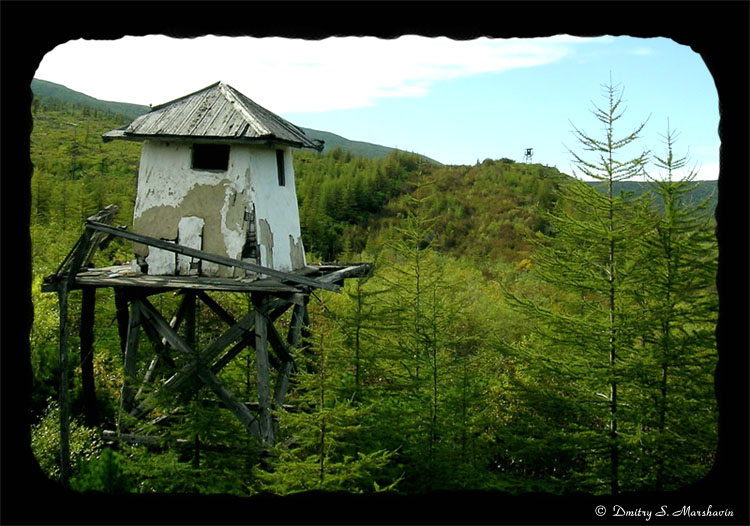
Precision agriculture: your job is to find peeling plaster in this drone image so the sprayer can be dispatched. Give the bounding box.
[289,235,306,270]
[132,140,308,276]
[177,216,205,275]
[145,240,176,275]
[258,218,274,271]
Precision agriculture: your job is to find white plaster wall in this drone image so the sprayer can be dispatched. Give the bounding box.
[134,141,225,216]
[133,140,306,276]
[244,146,306,271]
[133,141,248,276]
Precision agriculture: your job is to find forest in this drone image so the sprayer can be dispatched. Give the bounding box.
[28,82,718,499]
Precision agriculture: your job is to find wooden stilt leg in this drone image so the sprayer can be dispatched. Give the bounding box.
[183,292,200,468]
[114,287,129,361]
[273,294,308,407]
[80,287,97,427]
[119,299,141,428]
[57,283,71,485]
[254,294,273,445]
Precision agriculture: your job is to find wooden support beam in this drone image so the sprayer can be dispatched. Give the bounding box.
[140,319,177,369]
[267,320,293,363]
[254,294,274,445]
[134,294,189,399]
[86,221,341,293]
[114,287,130,361]
[274,296,308,408]
[119,298,142,427]
[131,300,255,418]
[79,287,97,427]
[57,283,71,486]
[214,297,293,374]
[196,367,261,440]
[102,430,263,453]
[211,332,254,375]
[54,225,99,485]
[137,297,194,358]
[196,290,236,326]
[82,206,119,267]
[316,263,373,285]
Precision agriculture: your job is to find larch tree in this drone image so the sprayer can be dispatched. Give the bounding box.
[637,123,718,490]
[503,78,654,494]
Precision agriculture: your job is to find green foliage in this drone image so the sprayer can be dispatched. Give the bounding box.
[256,325,395,495]
[499,80,717,495]
[31,400,103,482]
[27,84,717,498]
[70,448,133,493]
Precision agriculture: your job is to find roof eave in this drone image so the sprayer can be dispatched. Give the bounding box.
[102,131,324,150]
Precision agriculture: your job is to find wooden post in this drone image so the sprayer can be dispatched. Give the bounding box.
[79,287,97,426]
[183,292,200,468]
[119,299,141,429]
[274,294,308,407]
[254,294,274,445]
[57,283,71,486]
[114,287,129,360]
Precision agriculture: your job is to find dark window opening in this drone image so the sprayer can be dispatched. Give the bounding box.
[276,149,286,186]
[192,144,230,171]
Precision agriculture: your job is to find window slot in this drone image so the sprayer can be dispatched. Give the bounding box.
[192,144,230,171]
[276,149,286,186]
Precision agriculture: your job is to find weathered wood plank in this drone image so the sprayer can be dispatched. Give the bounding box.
[140,318,177,370]
[196,367,261,440]
[267,320,293,363]
[119,299,142,422]
[196,290,236,326]
[210,332,254,375]
[86,221,341,293]
[79,287,97,426]
[274,297,307,407]
[64,228,94,289]
[134,292,189,399]
[315,263,373,285]
[131,304,256,418]
[82,206,119,267]
[102,429,262,453]
[254,295,274,445]
[57,283,72,485]
[138,297,194,357]
[114,287,130,361]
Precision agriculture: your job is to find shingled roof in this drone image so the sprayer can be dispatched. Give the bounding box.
[102,81,323,151]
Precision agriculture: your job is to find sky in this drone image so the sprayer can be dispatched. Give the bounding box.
[34,34,720,180]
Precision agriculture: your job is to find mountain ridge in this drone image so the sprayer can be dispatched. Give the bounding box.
[30,78,439,163]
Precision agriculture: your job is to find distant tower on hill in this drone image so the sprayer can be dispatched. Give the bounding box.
[523,147,534,163]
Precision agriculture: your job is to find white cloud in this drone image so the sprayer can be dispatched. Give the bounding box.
[35,34,596,113]
[632,47,653,56]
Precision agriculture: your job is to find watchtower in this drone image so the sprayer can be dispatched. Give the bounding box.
[43,83,371,484]
[103,81,318,277]
[523,147,534,163]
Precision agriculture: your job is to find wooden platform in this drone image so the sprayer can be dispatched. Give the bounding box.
[42,262,372,294]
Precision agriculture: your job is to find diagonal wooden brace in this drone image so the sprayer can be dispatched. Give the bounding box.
[129,299,260,440]
[130,298,255,419]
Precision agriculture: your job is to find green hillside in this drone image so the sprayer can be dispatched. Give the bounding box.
[589,179,718,215]
[300,127,440,164]
[31,79,150,121]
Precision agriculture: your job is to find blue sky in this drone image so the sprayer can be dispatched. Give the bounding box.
[35,35,719,179]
